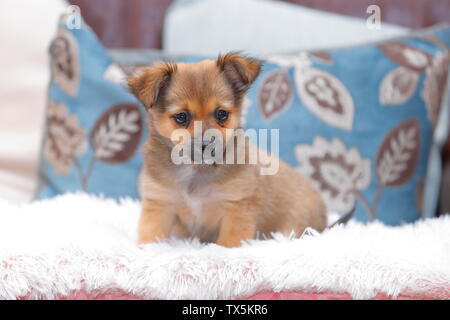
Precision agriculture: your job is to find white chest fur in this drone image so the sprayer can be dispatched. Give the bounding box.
[184,192,206,219]
[177,166,217,234]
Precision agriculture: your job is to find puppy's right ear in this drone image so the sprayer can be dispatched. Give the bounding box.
[217,52,261,95]
[128,62,177,110]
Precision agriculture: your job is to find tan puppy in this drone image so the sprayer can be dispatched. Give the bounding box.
[129,53,326,247]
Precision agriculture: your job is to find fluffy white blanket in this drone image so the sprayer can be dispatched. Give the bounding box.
[0,193,449,300]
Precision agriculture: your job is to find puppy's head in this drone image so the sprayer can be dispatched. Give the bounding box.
[128,52,261,150]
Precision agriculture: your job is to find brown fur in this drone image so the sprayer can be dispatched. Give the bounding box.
[129,52,327,247]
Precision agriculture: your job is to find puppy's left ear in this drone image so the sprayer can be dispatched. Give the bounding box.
[217,52,261,94]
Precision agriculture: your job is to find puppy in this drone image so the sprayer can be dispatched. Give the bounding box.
[128,53,327,247]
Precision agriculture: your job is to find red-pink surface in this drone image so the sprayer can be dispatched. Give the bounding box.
[21,290,428,300]
[242,292,417,300]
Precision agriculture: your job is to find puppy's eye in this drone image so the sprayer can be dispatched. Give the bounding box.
[215,108,229,123]
[172,111,190,126]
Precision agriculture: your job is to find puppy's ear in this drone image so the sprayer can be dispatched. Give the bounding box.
[217,52,261,94]
[128,62,177,110]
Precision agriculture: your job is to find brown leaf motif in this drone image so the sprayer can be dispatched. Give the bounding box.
[295,68,354,130]
[44,100,87,174]
[379,42,432,72]
[379,67,419,105]
[91,104,142,163]
[376,119,420,187]
[258,70,292,119]
[49,28,80,96]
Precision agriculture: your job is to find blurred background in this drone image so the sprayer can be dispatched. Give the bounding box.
[1,0,450,214]
[71,0,450,49]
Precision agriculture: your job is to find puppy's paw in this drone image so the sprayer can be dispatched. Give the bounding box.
[216,237,242,248]
[137,233,161,245]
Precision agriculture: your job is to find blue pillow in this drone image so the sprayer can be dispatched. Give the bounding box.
[40,23,145,200]
[39,17,450,226]
[244,31,450,224]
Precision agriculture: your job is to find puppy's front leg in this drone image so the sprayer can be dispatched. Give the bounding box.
[138,198,174,244]
[216,203,256,247]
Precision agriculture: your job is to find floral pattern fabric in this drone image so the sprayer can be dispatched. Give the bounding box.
[243,28,450,224]
[40,16,450,225]
[40,19,144,199]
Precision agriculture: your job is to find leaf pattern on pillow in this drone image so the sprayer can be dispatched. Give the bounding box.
[295,68,354,130]
[296,119,421,221]
[379,42,432,72]
[295,137,371,216]
[258,70,292,120]
[44,103,142,191]
[45,100,87,175]
[378,41,450,128]
[91,104,142,164]
[376,119,420,187]
[379,67,419,105]
[49,28,80,96]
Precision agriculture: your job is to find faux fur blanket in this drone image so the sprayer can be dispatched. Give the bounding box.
[0,193,449,300]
